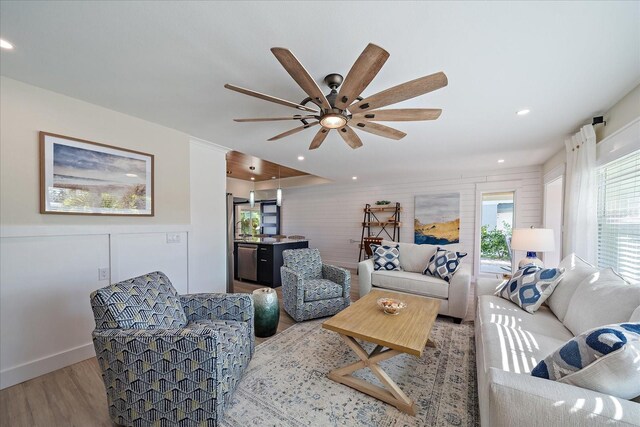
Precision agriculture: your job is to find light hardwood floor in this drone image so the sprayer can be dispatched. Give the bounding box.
[0,270,474,427]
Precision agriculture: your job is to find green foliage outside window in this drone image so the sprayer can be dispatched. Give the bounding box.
[481,222,512,260]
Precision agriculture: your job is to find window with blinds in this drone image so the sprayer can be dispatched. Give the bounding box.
[596,149,640,283]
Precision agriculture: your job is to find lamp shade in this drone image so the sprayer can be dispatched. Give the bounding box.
[510,228,555,252]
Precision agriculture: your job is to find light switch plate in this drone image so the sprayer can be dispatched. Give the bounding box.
[166,233,181,244]
[98,268,110,281]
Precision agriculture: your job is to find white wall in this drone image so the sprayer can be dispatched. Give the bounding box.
[280,166,543,274]
[0,78,228,388]
[189,138,229,293]
[0,77,190,225]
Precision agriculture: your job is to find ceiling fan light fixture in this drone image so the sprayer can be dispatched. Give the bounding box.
[320,113,347,129]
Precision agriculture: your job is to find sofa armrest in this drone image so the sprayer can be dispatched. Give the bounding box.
[487,368,640,427]
[280,266,305,318]
[476,277,506,297]
[180,293,253,323]
[93,326,221,367]
[322,264,351,299]
[448,264,471,320]
[357,259,375,298]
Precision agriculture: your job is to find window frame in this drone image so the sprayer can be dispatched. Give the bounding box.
[474,181,523,278]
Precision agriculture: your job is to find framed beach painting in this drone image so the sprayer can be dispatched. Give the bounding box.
[39,132,154,216]
[414,192,460,245]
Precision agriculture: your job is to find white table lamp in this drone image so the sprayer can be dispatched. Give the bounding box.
[510,227,555,268]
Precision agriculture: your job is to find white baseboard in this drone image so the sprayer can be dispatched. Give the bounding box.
[0,342,95,389]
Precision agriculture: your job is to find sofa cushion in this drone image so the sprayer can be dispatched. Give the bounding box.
[477,312,569,374]
[495,265,565,314]
[303,279,343,302]
[477,295,574,343]
[90,271,188,330]
[547,253,598,322]
[531,323,640,399]
[283,248,322,279]
[563,268,640,336]
[371,270,449,299]
[371,244,401,271]
[382,240,437,273]
[423,247,467,283]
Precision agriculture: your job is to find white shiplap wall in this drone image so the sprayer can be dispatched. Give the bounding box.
[281,165,543,273]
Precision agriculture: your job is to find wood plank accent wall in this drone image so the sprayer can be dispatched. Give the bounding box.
[280,166,543,272]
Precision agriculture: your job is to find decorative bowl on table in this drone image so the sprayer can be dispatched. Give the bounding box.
[375,200,391,205]
[376,298,407,315]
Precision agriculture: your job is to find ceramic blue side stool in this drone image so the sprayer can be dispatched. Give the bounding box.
[252,288,279,337]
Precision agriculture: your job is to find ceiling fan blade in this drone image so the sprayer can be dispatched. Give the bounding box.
[348,72,448,113]
[271,48,332,110]
[309,128,330,150]
[234,115,317,122]
[267,121,319,141]
[352,108,442,122]
[338,126,364,149]
[350,121,406,140]
[335,43,389,110]
[224,84,318,113]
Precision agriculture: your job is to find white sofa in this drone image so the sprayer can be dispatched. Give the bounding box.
[475,254,640,427]
[358,240,470,322]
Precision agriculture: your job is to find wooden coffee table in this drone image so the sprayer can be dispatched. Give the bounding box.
[322,290,440,415]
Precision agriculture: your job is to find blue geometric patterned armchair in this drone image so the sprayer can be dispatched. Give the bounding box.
[281,248,351,322]
[90,271,253,427]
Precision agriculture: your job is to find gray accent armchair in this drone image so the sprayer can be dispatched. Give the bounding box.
[280,248,351,322]
[90,271,254,427]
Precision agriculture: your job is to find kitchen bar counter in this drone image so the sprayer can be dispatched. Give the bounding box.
[234,238,308,245]
[234,239,309,287]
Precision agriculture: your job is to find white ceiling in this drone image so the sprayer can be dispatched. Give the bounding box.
[1,1,639,182]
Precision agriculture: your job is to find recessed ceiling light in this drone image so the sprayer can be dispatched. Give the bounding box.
[125,173,138,177]
[0,39,14,50]
[297,156,304,161]
[352,176,358,180]
[250,177,255,181]
[497,159,505,163]
[516,109,530,116]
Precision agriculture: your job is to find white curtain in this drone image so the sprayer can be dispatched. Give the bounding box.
[563,124,597,264]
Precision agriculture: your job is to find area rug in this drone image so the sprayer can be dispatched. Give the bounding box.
[221,318,479,426]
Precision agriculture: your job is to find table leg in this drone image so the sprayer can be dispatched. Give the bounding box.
[327,334,417,415]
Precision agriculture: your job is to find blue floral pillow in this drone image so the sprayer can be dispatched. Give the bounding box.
[370,244,401,271]
[532,323,640,399]
[496,264,564,313]
[423,247,467,283]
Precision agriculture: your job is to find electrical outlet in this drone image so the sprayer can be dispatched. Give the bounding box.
[98,267,109,281]
[166,233,181,244]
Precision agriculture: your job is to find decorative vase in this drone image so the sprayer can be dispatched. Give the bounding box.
[252,288,279,337]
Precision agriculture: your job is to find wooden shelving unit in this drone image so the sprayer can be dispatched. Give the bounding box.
[358,202,402,263]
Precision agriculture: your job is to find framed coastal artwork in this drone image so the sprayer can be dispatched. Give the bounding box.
[414,192,460,245]
[39,132,154,216]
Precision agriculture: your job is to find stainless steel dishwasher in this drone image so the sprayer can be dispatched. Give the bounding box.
[237,244,257,281]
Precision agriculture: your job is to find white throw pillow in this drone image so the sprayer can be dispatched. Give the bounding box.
[381,240,438,273]
[531,322,640,399]
[546,253,598,322]
[563,268,640,336]
[629,305,640,322]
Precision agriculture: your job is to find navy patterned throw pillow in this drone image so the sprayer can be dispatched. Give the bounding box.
[371,244,401,271]
[531,322,640,399]
[423,247,467,283]
[496,264,564,313]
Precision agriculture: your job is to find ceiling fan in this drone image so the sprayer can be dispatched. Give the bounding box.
[225,43,447,150]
